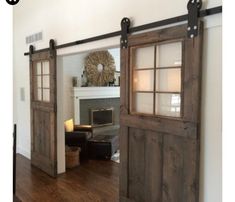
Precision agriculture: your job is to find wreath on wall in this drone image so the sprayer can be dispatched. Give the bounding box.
[84,51,115,86]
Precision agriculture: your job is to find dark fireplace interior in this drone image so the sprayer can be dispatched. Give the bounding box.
[80,98,120,126]
[91,108,114,127]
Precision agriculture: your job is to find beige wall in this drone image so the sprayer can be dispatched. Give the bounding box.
[13,0,222,201]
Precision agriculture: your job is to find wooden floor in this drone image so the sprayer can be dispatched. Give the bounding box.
[16,154,119,202]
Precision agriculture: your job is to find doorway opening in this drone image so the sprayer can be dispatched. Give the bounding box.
[56,46,121,200]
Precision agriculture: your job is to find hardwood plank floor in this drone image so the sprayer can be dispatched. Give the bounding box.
[16,154,119,202]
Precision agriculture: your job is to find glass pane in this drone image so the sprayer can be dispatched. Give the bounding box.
[42,61,50,75]
[133,93,153,114]
[36,62,41,75]
[155,93,181,117]
[155,69,181,92]
[43,89,50,102]
[156,42,182,67]
[133,70,154,91]
[37,88,42,101]
[43,75,50,88]
[134,46,154,69]
[37,76,42,88]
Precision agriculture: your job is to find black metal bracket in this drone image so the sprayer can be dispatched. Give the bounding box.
[49,39,56,58]
[187,0,202,38]
[120,17,130,49]
[29,45,34,60]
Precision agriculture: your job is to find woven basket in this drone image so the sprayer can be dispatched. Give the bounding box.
[65,146,80,169]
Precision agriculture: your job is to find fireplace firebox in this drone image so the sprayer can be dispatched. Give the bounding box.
[90,107,114,127]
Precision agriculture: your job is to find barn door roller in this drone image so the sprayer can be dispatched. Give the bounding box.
[120,0,203,49]
[187,0,202,38]
[49,39,56,58]
[120,17,130,49]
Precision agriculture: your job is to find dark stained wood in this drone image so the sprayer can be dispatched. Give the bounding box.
[182,138,200,202]
[120,22,203,202]
[162,135,184,202]
[162,135,200,202]
[119,126,129,198]
[129,45,136,115]
[128,128,145,202]
[183,23,204,123]
[13,195,21,202]
[134,67,154,71]
[134,66,181,71]
[153,46,157,115]
[120,114,198,139]
[30,46,57,177]
[16,154,119,202]
[144,131,163,202]
[119,47,130,198]
[128,26,186,47]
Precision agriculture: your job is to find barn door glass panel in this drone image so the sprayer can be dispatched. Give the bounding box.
[134,93,154,114]
[135,46,154,69]
[133,70,154,91]
[155,69,181,92]
[37,89,42,101]
[131,41,182,117]
[42,61,50,74]
[34,60,51,102]
[35,62,42,101]
[42,61,50,102]
[43,76,50,88]
[156,41,182,67]
[36,62,41,74]
[43,89,50,102]
[155,93,181,117]
[132,45,155,115]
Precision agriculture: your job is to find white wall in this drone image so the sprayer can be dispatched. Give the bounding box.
[62,52,87,121]
[13,0,222,201]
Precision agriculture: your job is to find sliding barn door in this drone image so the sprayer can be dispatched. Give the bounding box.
[120,23,203,202]
[29,44,57,177]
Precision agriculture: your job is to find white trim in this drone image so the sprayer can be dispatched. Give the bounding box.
[204,13,222,29]
[73,87,120,124]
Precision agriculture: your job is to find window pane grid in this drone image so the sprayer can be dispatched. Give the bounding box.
[131,41,183,118]
[34,60,51,103]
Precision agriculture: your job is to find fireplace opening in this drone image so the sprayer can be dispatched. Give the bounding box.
[90,107,114,127]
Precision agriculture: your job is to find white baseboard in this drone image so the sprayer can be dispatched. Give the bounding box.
[17,146,30,159]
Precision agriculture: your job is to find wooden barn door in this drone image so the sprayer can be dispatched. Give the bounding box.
[29,41,57,177]
[120,23,203,202]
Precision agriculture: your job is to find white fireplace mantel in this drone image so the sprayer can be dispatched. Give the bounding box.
[73,87,120,124]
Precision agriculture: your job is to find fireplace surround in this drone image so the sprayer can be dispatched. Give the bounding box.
[73,87,120,125]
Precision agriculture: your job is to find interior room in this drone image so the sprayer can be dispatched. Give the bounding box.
[59,47,121,170]
[12,0,222,202]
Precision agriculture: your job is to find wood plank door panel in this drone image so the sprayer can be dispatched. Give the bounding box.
[120,23,203,202]
[30,45,57,177]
